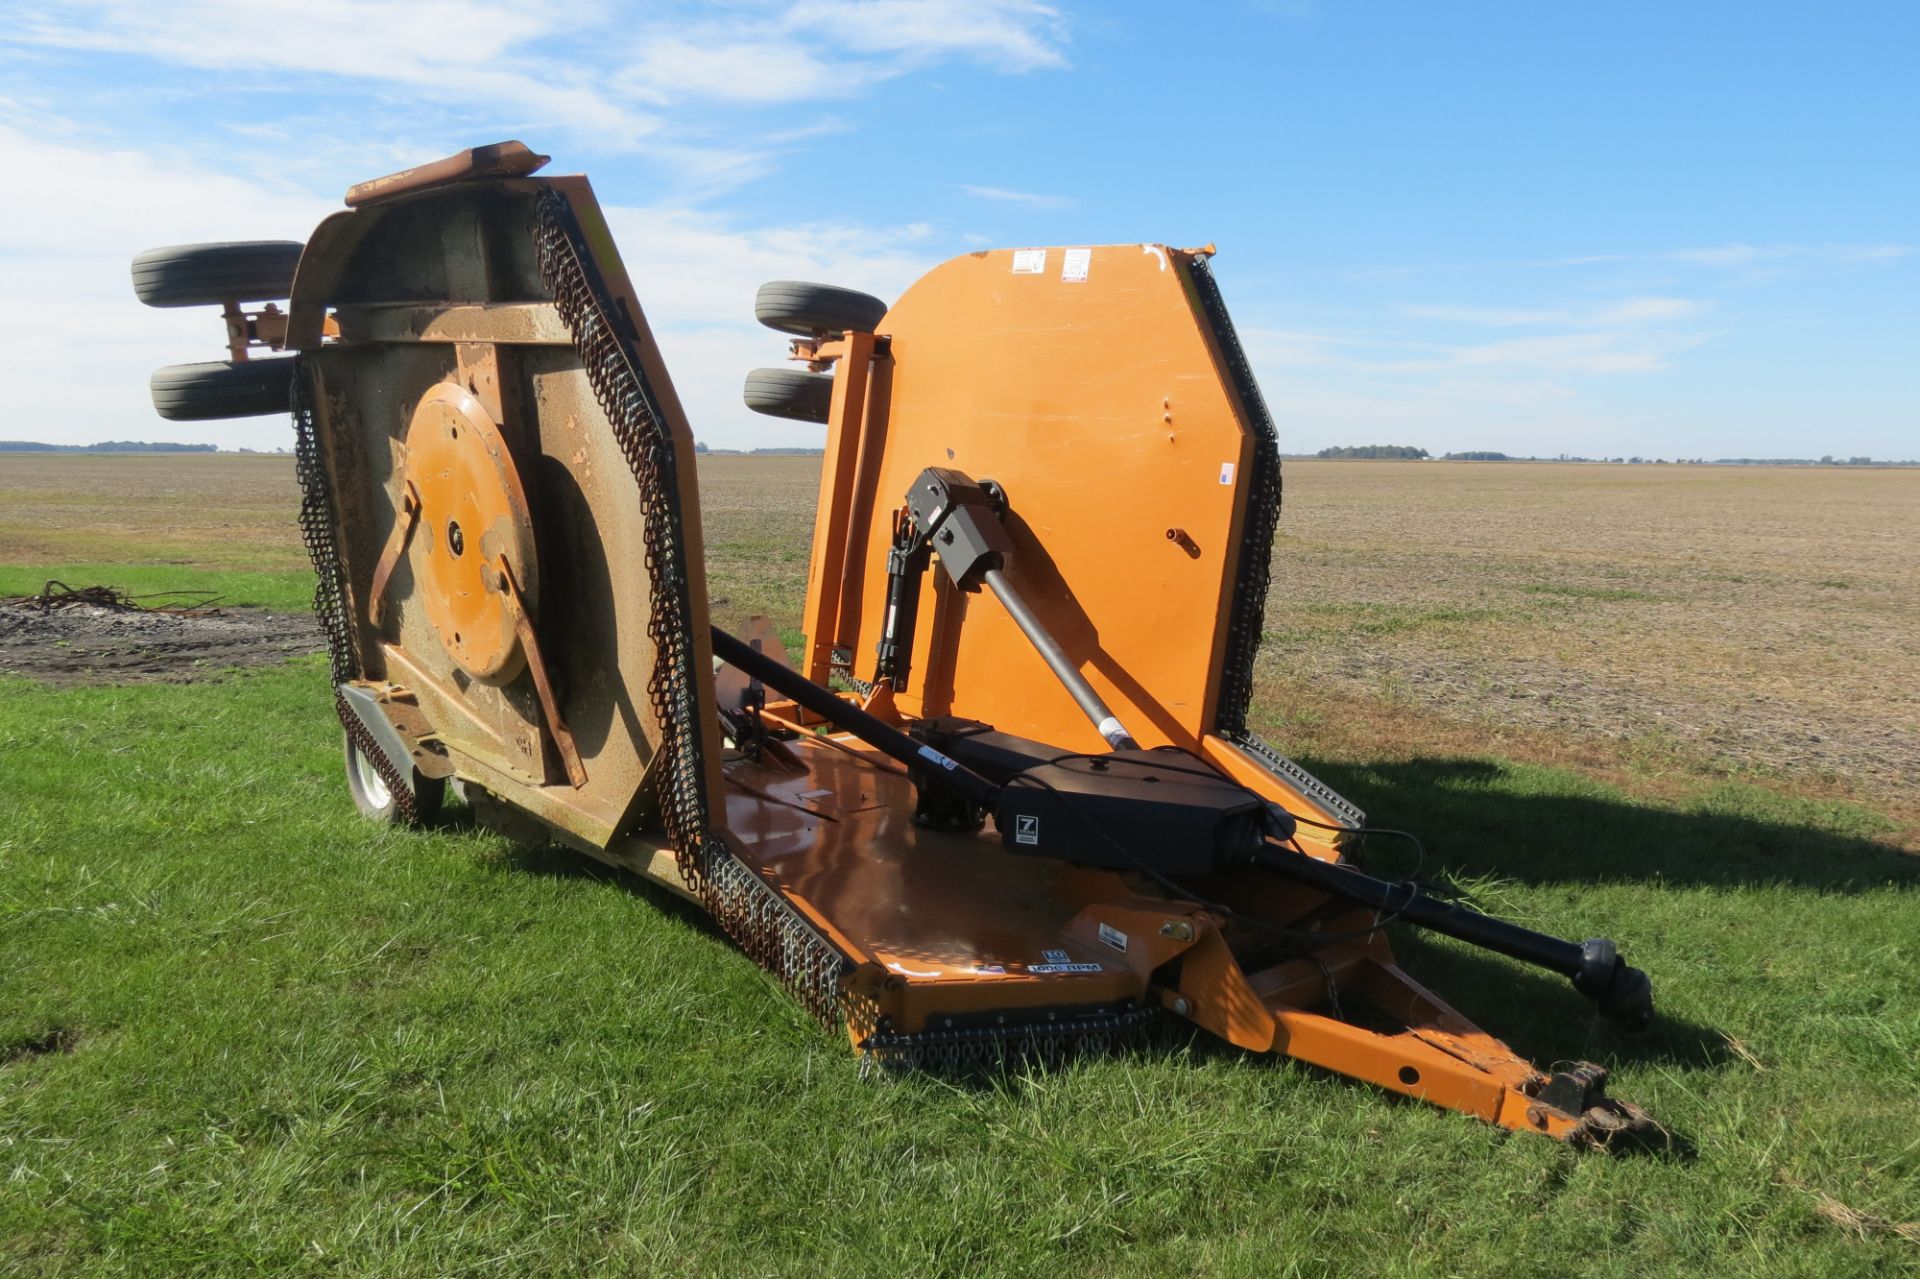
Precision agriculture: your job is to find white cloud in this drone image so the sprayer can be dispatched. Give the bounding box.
[783,0,1069,70]
[614,1,1069,106]
[1591,295,1702,323]
[617,37,857,106]
[1246,321,1701,381]
[1442,330,1703,375]
[1562,242,1912,270]
[1231,281,1713,454]
[0,121,960,449]
[601,204,940,445]
[1400,296,1705,328]
[0,123,335,449]
[1398,304,1568,326]
[10,1,662,146]
[959,184,1073,209]
[2,0,1072,167]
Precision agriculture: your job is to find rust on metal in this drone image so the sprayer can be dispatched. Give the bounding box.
[402,380,537,683]
[344,140,549,208]
[365,480,420,626]
[494,552,587,788]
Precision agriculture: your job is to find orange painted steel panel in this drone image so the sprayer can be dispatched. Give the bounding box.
[719,737,1147,1034]
[800,330,879,683]
[817,245,1253,755]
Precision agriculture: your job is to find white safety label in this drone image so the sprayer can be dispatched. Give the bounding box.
[1011,248,1047,275]
[1062,248,1091,283]
[1219,461,1236,485]
[916,746,959,772]
[1098,922,1129,954]
[1029,962,1104,975]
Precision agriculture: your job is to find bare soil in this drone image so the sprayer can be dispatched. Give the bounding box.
[0,600,322,686]
[1258,461,1920,804]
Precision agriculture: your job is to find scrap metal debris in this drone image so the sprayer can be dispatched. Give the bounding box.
[0,579,225,615]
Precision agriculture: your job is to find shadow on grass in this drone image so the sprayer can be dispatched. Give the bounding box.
[1306,756,1919,891]
[499,840,732,943]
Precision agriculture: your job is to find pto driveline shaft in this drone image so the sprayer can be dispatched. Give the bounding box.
[1250,844,1654,1027]
[709,625,1000,808]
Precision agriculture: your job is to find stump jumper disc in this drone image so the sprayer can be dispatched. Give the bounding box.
[403,381,538,683]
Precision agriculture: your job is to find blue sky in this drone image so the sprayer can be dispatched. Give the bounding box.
[2,1,1913,458]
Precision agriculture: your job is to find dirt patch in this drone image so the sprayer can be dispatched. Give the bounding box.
[0,599,323,686]
[2,1028,79,1064]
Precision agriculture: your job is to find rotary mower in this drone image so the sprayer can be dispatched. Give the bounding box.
[132,141,1657,1144]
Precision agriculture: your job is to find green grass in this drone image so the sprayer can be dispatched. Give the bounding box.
[4,649,1918,1275]
[1264,603,1507,646]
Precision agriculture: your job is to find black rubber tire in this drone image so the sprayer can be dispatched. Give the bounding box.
[131,240,305,308]
[754,280,888,338]
[344,733,445,826]
[743,367,835,423]
[149,359,298,421]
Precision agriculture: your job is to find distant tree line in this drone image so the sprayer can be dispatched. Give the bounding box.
[1301,445,1917,467]
[693,444,826,457]
[1716,455,1913,467]
[1314,444,1428,459]
[0,440,217,453]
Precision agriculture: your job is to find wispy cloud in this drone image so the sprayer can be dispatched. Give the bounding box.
[601,203,938,443]
[1567,242,1913,269]
[784,1,1069,71]
[0,122,336,449]
[0,115,953,448]
[1399,304,1569,326]
[1439,330,1705,375]
[0,0,1072,173]
[1244,281,1711,396]
[11,2,659,142]
[1400,296,1706,328]
[615,2,1067,107]
[959,184,1073,209]
[1361,241,1914,283]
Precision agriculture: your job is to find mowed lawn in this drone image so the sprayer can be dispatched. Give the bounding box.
[2,453,1917,1277]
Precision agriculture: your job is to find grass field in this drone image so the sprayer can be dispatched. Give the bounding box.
[2,453,1917,1276]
